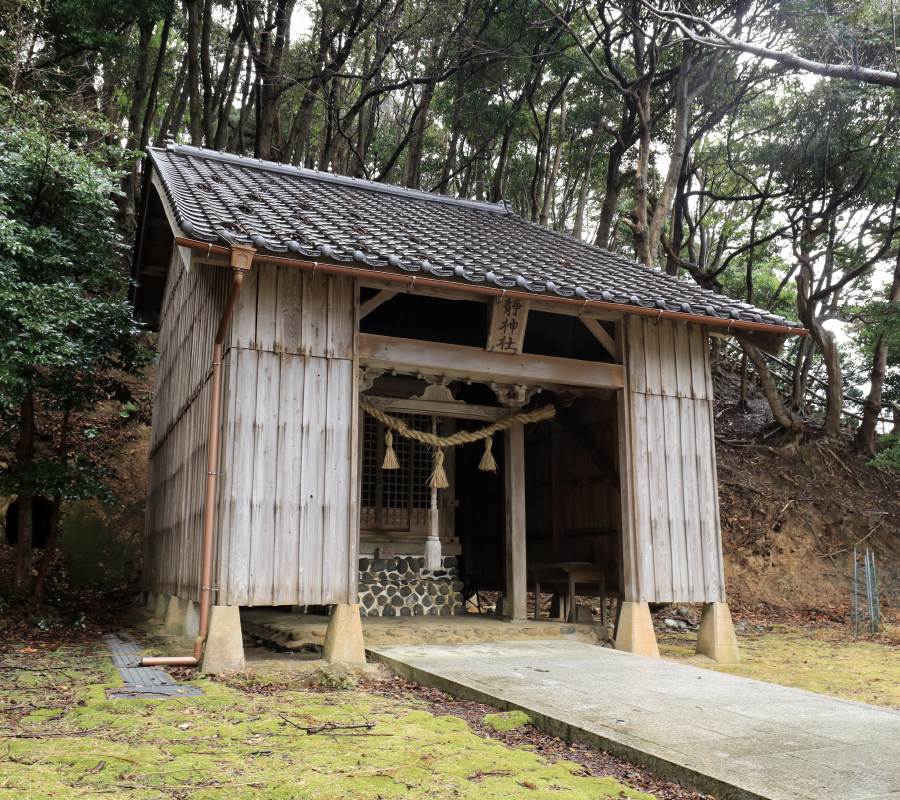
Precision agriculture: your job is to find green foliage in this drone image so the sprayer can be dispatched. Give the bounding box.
[0,95,154,504]
[870,433,900,472]
[56,502,127,587]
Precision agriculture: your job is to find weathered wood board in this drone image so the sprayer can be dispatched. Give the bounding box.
[144,252,359,606]
[620,315,724,603]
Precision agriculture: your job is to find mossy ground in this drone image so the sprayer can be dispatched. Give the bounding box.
[660,626,900,708]
[0,642,653,799]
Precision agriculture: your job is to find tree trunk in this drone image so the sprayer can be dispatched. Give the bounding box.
[595,145,624,248]
[140,14,172,153]
[647,43,714,261]
[856,250,900,455]
[156,52,188,144]
[34,412,68,600]
[572,125,599,239]
[255,0,291,160]
[798,270,842,436]
[736,338,800,435]
[214,40,245,151]
[631,113,652,264]
[120,17,155,236]
[185,0,203,145]
[665,154,690,275]
[233,52,255,154]
[401,82,437,190]
[13,391,35,594]
[200,0,215,144]
[539,88,567,227]
[438,71,465,194]
[738,353,750,412]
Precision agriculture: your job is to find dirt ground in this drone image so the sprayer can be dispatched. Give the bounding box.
[5,603,900,800]
[0,611,701,800]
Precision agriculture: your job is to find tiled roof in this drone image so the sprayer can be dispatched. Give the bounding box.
[147,142,799,329]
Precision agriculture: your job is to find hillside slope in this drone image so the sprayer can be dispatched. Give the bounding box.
[713,358,900,614]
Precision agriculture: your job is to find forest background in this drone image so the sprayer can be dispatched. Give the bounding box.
[4,0,900,598]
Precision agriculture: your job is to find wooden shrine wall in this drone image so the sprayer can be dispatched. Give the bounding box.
[144,249,359,607]
[524,399,621,594]
[619,316,725,604]
[216,263,358,607]
[144,247,231,600]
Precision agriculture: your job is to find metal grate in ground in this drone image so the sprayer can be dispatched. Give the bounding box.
[101,633,203,699]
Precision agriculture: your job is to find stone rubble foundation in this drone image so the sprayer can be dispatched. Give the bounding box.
[357,555,463,617]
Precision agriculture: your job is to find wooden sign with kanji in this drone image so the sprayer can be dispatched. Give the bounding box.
[486,296,530,354]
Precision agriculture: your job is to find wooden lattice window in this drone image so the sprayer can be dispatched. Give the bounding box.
[361,412,431,533]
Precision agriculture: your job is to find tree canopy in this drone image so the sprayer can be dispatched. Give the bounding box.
[4,0,900,487]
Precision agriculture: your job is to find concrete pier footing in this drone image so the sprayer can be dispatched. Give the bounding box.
[613,601,660,658]
[695,602,741,664]
[323,604,366,666]
[201,605,246,674]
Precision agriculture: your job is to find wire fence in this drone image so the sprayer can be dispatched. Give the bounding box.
[852,548,883,635]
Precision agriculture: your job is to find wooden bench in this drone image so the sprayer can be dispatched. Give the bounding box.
[528,562,608,630]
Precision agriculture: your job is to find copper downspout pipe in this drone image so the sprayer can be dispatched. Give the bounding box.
[172,236,807,338]
[142,244,255,667]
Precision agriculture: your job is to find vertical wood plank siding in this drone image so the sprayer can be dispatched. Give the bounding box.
[621,316,725,603]
[145,246,358,606]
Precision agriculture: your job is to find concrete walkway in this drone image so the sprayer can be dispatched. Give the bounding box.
[370,640,900,800]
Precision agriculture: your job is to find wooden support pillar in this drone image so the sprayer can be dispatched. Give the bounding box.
[550,421,564,561]
[504,423,527,621]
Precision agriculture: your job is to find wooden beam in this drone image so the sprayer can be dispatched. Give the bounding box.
[359,290,398,320]
[358,333,625,390]
[579,316,617,360]
[505,423,528,621]
[358,278,489,304]
[362,394,510,421]
[530,297,622,322]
